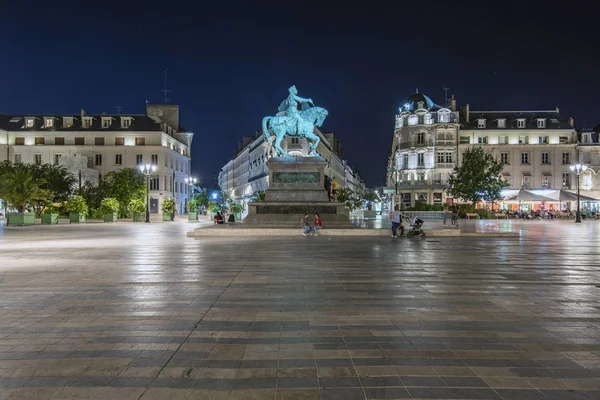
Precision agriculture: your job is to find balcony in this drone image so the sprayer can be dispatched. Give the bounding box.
[435,163,455,169]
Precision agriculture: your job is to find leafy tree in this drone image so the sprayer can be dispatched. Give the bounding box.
[30,163,76,203]
[0,162,50,213]
[161,197,176,214]
[78,180,110,215]
[104,168,146,217]
[448,146,508,205]
[187,198,199,212]
[100,198,120,214]
[362,190,380,211]
[196,190,210,208]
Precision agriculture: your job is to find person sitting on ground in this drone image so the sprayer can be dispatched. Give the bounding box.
[228,213,235,223]
[214,212,224,224]
[314,213,323,236]
[300,213,313,236]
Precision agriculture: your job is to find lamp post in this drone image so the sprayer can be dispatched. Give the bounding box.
[185,177,197,212]
[139,163,157,223]
[569,164,588,223]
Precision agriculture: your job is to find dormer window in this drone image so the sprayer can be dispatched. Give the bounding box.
[101,117,112,128]
[537,118,546,128]
[497,119,506,128]
[424,113,432,125]
[44,117,54,128]
[63,117,73,128]
[408,115,418,126]
[517,119,526,128]
[438,111,450,123]
[395,115,404,128]
[121,117,132,129]
[477,119,486,129]
[26,118,35,128]
[82,117,92,128]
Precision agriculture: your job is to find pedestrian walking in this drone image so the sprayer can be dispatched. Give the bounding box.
[389,205,402,238]
[451,205,459,226]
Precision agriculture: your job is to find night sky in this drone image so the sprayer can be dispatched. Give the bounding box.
[1,1,598,187]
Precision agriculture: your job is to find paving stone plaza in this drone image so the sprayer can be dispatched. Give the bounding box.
[1,221,600,399]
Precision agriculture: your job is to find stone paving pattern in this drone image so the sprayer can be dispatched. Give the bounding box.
[1,221,600,399]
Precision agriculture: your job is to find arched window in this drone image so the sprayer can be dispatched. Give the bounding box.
[396,115,404,128]
[408,115,418,126]
[438,111,450,123]
[424,113,432,125]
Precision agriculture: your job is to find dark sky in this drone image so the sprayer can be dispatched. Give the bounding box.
[1,1,598,187]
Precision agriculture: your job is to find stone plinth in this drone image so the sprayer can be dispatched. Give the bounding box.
[244,157,351,226]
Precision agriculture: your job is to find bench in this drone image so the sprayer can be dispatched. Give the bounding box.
[494,212,508,219]
[466,213,480,219]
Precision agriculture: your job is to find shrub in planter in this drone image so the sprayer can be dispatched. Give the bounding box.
[66,195,88,223]
[187,198,199,221]
[41,204,59,225]
[161,197,175,221]
[7,212,36,226]
[100,198,120,223]
[130,198,146,222]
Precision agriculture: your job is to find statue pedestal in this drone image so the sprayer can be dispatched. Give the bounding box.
[244,157,351,226]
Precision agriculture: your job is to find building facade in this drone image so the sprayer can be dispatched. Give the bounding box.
[219,128,365,217]
[577,127,600,200]
[0,104,193,214]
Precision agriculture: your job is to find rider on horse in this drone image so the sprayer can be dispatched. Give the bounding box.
[285,85,314,133]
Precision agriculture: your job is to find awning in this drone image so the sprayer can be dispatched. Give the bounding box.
[542,172,552,176]
[522,172,532,176]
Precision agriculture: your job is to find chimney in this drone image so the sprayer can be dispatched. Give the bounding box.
[81,109,87,118]
[556,106,560,114]
[460,104,470,123]
[449,95,457,112]
[102,112,108,116]
[568,117,575,128]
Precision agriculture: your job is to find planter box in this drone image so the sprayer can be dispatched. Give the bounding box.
[162,213,174,222]
[345,209,350,218]
[41,213,59,225]
[188,212,198,221]
[69,213,85,224]
[103,213,117,223]
[363,210,377,219]
[133,213,145,222]
[7,213,35,226]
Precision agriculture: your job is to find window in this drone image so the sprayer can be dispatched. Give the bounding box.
[478,136,488,144]
[521,152,529,164]
[408,115,418,126]
[14,154,22,163]
[403,154,408,169]
[94,154,102,166]
[517,119,526,128]
[459,136,470,144]
[101,117,111,128]
[115,154,122,165]
[539,136,549,144]
[82,117,92,128]
[445,152,452,163]
[75,137,85,145]
[582,134,590,144]
[34,154,42,165]
[150,177,159,191]
[499,136,508,144]
[562,152,570,165]
[477,119,486,128]
[559,136,569,144]
[541,175,550,188]
[537,119,546,128]
[44,118,54,128]
[54,137,65,145]
[54,154,62,165]
[135,137,145,146]
[417,132,424,145]
[151,154,158,165]
[541,152,549,164]
[438,111,450,123]
[63,117,73,128]
[522,175,530,188]
[15,137,25,145]
[121,117,132,128]
[136,154,143,165]
[424,114,432,125]
[35,137,45,145]
[95,137,105,146]
[497,119,506,128]
[26,118,34,128]
[519,136,529,144]
[115,137,124,146]
[433,193,442,203]
[291,137,299,144]
[562,173,570,188]
[437,152,444,163]
[417,153,424,166]
[500,152,509,164]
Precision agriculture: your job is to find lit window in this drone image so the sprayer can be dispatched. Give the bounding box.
[35,137,45,145]
[477,119,486,128]
[115,137,124,146]
[537,118,546,128]
[26,118,34,128]
[44,118,54,128]
[135,137,145,146]
[15,137,25,145]
[517,119,526,128]
[497,119,506,128]
[63,117,73,128]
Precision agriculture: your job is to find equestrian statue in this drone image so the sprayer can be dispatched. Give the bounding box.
[262,85,328,157]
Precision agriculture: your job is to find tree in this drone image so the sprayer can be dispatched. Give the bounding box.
[78,180,110,215]
[104,168,146,217]
[0,162,50,213]
[196,190,210,208]
[448,146,508,205]
[362,190,380,211]
[30,163,76,203]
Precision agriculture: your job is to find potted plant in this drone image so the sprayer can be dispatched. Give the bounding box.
[162,197,175,221]
[208,201,221,220]
[229,202,244,221]
[187,198,199,221]
[362,190,379,219]
[1,162,44,226]
[67,195,88,223]
[100,198,119,223]
[130,198,146,222]
[41,204,59,225]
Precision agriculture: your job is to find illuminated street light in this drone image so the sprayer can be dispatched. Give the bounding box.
[139,163,157,223]
[569,163,588,223]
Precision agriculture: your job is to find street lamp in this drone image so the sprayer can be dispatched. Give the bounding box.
[185,177,198,213]
[139,163,157,223]
[569,163,588,223]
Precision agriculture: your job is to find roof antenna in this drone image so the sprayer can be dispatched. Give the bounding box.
[114,105,124,115]
[443,87,450,104]
[161,68,172,106]
[415,88,419,93]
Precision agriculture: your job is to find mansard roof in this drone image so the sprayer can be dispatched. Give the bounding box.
[0,114,169,132]
[462,110,573,130]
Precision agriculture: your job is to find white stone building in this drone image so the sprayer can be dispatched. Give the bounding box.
[0,104,193,214]
[577,127,600,201]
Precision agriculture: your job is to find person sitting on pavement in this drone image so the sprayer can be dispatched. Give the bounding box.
[227,213,235,223]
[314,213,323,236]
[214,212,224,224]
[301,213,314,236]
